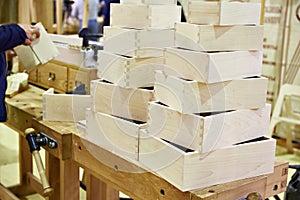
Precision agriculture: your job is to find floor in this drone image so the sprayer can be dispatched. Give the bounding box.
[0,123,299,200]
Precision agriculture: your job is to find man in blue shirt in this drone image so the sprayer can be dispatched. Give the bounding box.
[0,24,40,122]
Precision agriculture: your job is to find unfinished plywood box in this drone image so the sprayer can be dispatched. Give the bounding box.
[98,51,164,88]
[164,47,262,83]
[104,27,174,58]
[120,0,176,4]
[175,22,264,51]
[110,4,181,29]
[154,71,268,113]
[90,80,155,122]
[147,101,271,152]
[186,1,261,25]
[139,132,276,191]
[42,88,91,122]
[14,22,59,71]
[85,108,146,160]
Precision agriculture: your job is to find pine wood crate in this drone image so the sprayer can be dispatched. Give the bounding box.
[154,71,268,113]
[85,108,147,161]
[104,27,174,58]
[42,88,91,122]
[164,47,263,83]
[186,1,261,25]
[90,79,155,122]
[97,51,164,88]
[147,101,271,152]
[110,4,181,29]
[120,0,177,4]
[175,22,264,51]
[139,132,276,192]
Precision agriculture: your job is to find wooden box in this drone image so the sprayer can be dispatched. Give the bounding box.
[186,1,261,25]
[98,51,164,88]
[154,71,268,113]
[120,0,176,4]
[175,22,264,51]
[147,101,271,152]
[104,27,174,58]
[90,79,155,122]
[85,108,147,160]
[42,88,91,122]
[14,22,59,71]
[110,4,181,29]
[164,47,263,83]
[139,133,276,191]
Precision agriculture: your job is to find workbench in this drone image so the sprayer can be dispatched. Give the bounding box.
[0,84,289,200]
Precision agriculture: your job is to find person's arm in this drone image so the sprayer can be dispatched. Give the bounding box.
[0,24,40,52]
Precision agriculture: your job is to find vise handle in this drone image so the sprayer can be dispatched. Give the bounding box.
[25,128,54,197]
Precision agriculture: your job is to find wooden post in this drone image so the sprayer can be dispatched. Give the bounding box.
[56,0,63,34]
[83,0,89,28]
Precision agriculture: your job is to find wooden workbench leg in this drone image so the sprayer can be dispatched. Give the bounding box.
[86,172,119,200]
[46,153,80,200]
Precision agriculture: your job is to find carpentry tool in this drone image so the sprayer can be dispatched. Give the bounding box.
[25,128,58,197]
[78,28,103,68]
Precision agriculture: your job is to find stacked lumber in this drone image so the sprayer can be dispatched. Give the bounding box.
[138,1,276,192]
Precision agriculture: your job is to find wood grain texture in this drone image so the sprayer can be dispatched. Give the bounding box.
[175,22,264,51]
[90,79,155,122]
[120,0,177,4]
[154,71,268,113]
[42,88,91,122]
[104,27,174,58]
[85,109,147,160]
[139,133,276,192]
[187,1,261,25]
[164,47,263,83]
[110,4,181,29]
[148,101,271,152]
[98,51,164,88]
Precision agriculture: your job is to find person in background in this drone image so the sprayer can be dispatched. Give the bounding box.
[101,0,120,27]
[71,0,100,40]
[0,24,40,122]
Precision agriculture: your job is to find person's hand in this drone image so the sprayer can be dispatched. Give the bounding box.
[18,24,41,45]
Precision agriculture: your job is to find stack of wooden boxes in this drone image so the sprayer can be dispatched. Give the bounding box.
[82,0,276,192]
[86,0,181,159]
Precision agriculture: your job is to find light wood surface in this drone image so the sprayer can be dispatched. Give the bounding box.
[104,27,174,58]
[90,80,154,122]
[120,0,177,4]
[175,22,264,51]
[148,101,271,152]
[154,71,268,113]
[98,51,164,88]
[110,4,181,29]
[164,47,263,83]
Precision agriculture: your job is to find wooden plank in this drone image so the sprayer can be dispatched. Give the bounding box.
[104,27,174,58]
[85,171,119,200]
[120,0,177,4]
[90,79,155,122]
[175,23,264,51]
[148,101,271,152]
[187,1,261,25]
[164,47,263,83]
[26,172,44,196]
[85,109,147,160]
[68,68,97,94]
[0,184,19,200]
[73,134,286,200]
[154,71,268,113]
[42,88,91,122]
[98,51,164,88]
[139,133,276,192]
[110,4,181,29]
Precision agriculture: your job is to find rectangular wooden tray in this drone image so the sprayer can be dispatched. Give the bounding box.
[186,1,261,25]
[175,22,264,51]
[164,47,263,83]
[154,71,268,113]
[104,27,174,58]
[147,101,271,152]
[97,51,164,88]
